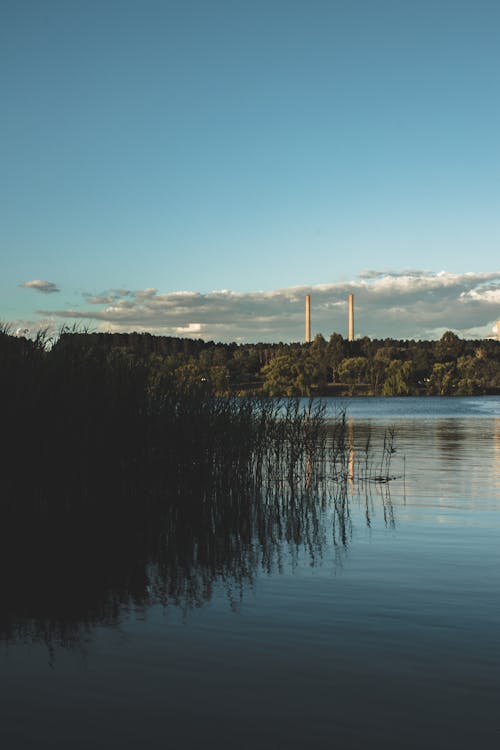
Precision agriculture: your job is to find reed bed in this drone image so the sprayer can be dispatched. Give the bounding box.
[0,329,380,509]
[0,330,398,647]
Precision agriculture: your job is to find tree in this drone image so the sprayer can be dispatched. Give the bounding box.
[326,333,346,382]
[408,344,433,385]
[261,354,316,396]
[308,334,329,388]
[428,362,457,395]
[381,360,414,396]
[370,347,396,390]
[338,357,369,385]
[434,331,464,362]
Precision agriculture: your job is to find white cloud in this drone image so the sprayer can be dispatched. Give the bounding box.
[6,316,60,340]
[20,279,60,294]
[27,269,500,343]
[174,323,203,335]
[460,286,500,304]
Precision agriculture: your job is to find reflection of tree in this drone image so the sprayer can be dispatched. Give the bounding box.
[436,419,465,458]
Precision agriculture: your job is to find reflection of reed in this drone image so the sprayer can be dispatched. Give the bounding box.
[330,419,399,532]
[0,478,342,646]
[360,483,396,530]
[0,433,397,650]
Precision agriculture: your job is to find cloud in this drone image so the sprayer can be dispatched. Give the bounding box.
[5,315,60,340]
[83,289,135,305]
[32,270,500,343]
[358,269,426,280]
[174,323,202,334]
[20,279,60,294]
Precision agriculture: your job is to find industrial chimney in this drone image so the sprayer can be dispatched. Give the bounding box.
[348,293,354,341]
[497,320,500,341]
[305,295,311,343]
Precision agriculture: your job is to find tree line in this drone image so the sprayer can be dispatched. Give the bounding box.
[26,328,500,396]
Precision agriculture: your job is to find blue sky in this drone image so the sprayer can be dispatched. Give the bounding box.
[1,0,499,341]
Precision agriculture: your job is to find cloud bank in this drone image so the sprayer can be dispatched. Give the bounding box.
[32,270,500,343]
[20,279,60,294]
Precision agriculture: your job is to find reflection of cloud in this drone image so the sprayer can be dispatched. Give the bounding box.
[27,269,500,343]
[20,280,60,294]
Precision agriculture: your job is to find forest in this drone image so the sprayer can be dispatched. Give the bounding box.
[17,327,500,397]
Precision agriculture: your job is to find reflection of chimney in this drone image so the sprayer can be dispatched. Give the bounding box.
[305,295,311,342]
[348,419,354,487]
[348,293,354,341]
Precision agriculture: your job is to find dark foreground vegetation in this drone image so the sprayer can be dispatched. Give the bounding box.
[1,327,400,647]
[2,327,399,509]
[1,327,326,504]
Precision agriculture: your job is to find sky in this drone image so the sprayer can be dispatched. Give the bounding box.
[1,0,499,342]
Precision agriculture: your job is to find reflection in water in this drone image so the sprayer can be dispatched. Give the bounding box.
[496,423,500,489]
[0,430,396,649]
[341,420,400,531]
[348,419,355,486]
[3,402,500,750]
[436,418,465,460]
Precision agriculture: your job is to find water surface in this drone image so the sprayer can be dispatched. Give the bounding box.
[2,397,500,749]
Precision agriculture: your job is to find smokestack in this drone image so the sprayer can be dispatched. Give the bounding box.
[497,320,500,341]
[348,293,354,341]
[305,295,311,343]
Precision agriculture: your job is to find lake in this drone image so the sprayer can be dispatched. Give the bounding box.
[2,396,500,749]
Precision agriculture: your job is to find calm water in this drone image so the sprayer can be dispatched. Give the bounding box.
[2,397,500,749]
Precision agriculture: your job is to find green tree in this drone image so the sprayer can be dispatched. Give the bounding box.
[326,332,346,382]
[428,362,457,395]
[370,347,395,390]
[434,331,464,362]
[454,354,500,395]
[209,364,230,393]
[381,360,414,396]
[261,353,316,396]
[338,356,369,385]
[408,344,433,386]
[309,334,329,388]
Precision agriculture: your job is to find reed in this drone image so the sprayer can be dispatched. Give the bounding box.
[0,330,399,647]
[1,330,399,509]
[0,331,327,507]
